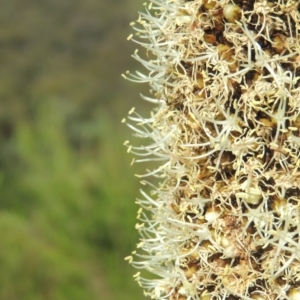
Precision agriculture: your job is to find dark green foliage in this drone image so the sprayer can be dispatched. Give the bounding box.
[0,0,149,299]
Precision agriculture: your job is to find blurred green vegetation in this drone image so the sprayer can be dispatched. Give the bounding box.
[0,0,151,299]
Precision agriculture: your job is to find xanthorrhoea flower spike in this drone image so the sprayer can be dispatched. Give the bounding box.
[123,0,300,299]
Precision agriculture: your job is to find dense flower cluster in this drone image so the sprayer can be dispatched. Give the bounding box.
[123,0,300,299]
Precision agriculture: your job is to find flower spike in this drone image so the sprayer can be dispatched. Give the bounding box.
[124,0,300,299]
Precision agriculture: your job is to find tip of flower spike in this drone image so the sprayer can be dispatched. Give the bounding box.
[135,223,144,229]
[137,241,144,248]
[124,256,133,264]
[128,107,135,114]
[131,158,135,166]
[121,70,130,79]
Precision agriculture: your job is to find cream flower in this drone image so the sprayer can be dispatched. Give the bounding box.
[124,0,300,299]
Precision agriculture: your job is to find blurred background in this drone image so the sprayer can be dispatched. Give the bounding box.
[0,0,152,299]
